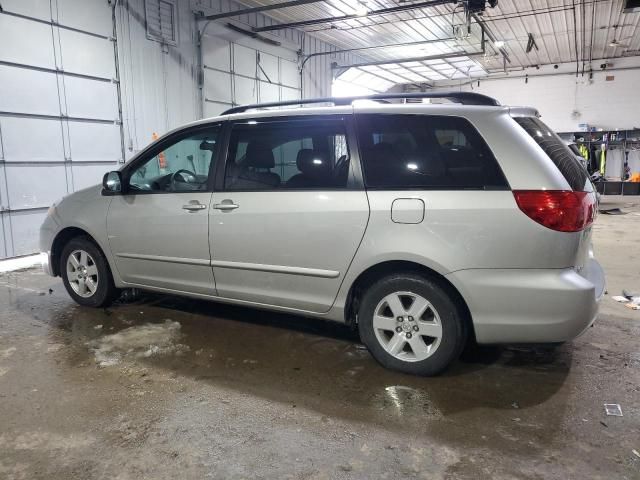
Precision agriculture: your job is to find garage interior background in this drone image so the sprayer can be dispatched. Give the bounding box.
[1,0,639,259]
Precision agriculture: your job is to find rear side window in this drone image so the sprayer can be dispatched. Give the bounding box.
[356,114,508,190]
[514,117,590,191]
[224,120,351,190]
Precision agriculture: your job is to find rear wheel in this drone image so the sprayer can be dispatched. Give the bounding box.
[60,237,118,307]
[358,273,467,376]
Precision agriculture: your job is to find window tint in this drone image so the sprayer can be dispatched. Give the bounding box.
[356,114,508,189]
[514,117,590,191]
[224,120,351,190]
[128,127,219,192]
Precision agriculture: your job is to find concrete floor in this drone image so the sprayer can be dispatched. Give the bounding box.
[1,196,639,480]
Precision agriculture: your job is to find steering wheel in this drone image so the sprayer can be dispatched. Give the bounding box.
[170,169,197,190]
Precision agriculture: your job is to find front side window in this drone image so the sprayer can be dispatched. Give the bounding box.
[356,114,508,190]
[224,119,351,190]
[128,127,219,192]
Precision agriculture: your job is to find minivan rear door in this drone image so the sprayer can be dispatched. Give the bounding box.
[208,114,369,313]
[512,116,597,271]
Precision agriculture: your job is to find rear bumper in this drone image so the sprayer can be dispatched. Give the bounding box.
[446,258,605,344]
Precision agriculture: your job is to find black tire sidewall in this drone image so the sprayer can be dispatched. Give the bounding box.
[358,274,466,376]
[60,238,116,308]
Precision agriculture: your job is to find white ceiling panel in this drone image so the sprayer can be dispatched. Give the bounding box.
[232,0,640,86]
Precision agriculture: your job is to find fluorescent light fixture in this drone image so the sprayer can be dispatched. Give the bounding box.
[407,163,418,170]
[494,40,506,48]
[312,159,323,165]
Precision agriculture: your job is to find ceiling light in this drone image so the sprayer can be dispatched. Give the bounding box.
[355,2,369,16]
[494,40,505,48]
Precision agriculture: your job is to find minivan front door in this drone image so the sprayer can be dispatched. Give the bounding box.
[106,125,220,295]
[210,116,368,313]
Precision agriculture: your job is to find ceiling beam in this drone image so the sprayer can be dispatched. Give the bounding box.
[200,0,325,21]
[331,51,485,69]
[300,37,457,69]
[253,0,454,32]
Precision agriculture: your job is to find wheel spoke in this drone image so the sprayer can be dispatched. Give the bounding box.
[85,265,98,277]
[373,314,397,332]
[408,336,430,359]
[79,251,88,267]
[408,296,430,319]
[386,334,406,355]
[85,277,97,293]
[418,320,443,339]
[384,293,406,318]
[69,254,80,269]
[77,278,87,295]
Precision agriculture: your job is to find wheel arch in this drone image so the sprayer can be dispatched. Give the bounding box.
[343,260,475,340]
[51,227,111,277]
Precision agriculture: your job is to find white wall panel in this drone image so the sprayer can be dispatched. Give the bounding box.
[204,70,232,104]
[0,217,7,258]
[434,60,640,132]
[0,0,51,20]
[233,44,257,78]
[4,165,68,210]
[0,118,65,162]
[0,67,60,115]
[59,30,116,79]
[55,0,113,37]
[281,86,300,101]
[204,102,226,118]
[71,164,113,191]
[234,76,258,105]
[259,82,279,103]
[0,0,125,258]
[0,15,56,68]
[280,59,299,89]
[68,123,122,162]
[9,210,47,256]
[63,77,118,120]
[202,36,231,70]
[116,0,199,154]
[258,53,278,82]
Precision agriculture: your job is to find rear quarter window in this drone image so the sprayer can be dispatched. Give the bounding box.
[514,117,590,191]
[355,114,508,190]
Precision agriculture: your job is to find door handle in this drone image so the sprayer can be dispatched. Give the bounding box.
[182,202,207,211]
[213,200,239,211]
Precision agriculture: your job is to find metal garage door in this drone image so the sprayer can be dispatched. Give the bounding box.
[0,0,124,259]
[202,34,301,117]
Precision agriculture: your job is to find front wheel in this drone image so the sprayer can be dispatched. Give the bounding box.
[60,237,118,308]
[358,274,467,376]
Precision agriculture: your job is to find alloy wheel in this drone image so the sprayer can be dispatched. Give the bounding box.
[372,291,443,362]
[66,249,99,298]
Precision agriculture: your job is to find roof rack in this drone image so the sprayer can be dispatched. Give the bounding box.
[220,91,500,115]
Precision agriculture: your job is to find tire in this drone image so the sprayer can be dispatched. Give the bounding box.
[358,273,467,376]
[60,236,118,308]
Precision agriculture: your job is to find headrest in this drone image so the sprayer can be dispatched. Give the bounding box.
[245,141,275,169]
[296,149,330,179]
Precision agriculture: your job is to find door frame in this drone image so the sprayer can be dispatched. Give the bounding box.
[115,121,225,195]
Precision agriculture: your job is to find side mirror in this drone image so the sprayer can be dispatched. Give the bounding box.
[102,171,122,195]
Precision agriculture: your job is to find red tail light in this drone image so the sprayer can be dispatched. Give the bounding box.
[513,190,595,232]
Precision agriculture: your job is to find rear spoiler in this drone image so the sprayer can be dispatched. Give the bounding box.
[508,106,541,118]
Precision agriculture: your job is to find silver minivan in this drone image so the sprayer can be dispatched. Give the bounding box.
[40,92,605,375]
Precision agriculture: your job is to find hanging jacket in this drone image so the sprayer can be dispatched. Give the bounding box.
[599,145,606,176]
[578,144,589,161]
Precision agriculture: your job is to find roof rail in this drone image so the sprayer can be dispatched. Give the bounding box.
[220,91,500,115]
